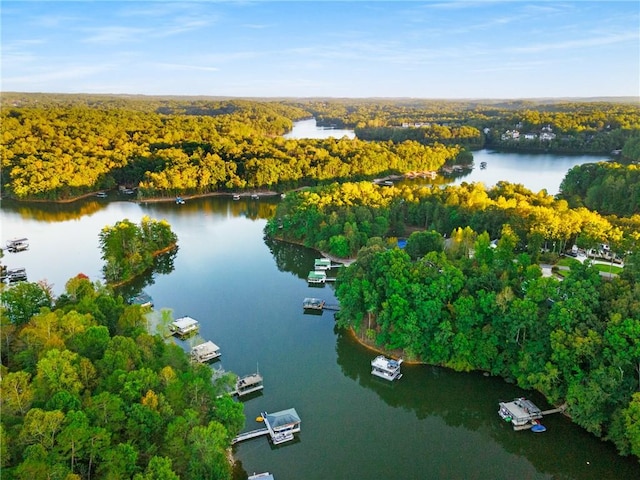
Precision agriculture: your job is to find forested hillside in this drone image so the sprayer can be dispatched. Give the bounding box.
[0,275,242,479]
[266,181,639,260]
[559,163,640,216]
[3,94,639,202]
[265,180,640,459]
[0,95,460,201]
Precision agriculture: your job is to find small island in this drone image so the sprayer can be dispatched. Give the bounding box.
[99,216,178,286]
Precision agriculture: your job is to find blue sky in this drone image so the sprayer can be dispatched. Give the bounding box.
[2,1,639,99]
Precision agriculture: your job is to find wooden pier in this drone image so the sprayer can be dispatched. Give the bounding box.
[540,405,566,416]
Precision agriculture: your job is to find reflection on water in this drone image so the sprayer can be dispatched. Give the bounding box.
[264,236,319,281]
[334,329,640,480]
[113,248,178,301]
[2,198,107,222]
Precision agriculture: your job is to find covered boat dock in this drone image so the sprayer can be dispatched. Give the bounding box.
[191,340,221,362]
[169,316,200,337]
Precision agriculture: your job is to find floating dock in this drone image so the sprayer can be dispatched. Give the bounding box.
[6,267,27,282]
[302,297,340,312]
[314,258,332,270]
[371,355,403,381]
[307,271,327,284]
[303,297,325,310]
[248,473,275,480]
[130,292,153,308]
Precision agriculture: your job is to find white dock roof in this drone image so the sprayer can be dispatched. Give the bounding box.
[173,316,199,329]
[192,340,220,354]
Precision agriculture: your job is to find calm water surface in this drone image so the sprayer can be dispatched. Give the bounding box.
[284,118,356,139]
[1,195,638,480]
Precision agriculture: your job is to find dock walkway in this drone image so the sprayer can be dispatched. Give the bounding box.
[232,428,269,444]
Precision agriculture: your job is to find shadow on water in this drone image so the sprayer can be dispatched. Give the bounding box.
[0,197,109,222]
[334,327,640,479]
[113,248,178,301]
[264,236,323,281]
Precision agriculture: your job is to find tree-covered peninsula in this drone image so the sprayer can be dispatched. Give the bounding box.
[265,180,640,459]
[0,275,243,479]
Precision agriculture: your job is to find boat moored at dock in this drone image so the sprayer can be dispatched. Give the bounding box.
[6,238,29,253]
[499,397,543,430]
[191,340,221,362]
[169,316,200,337]
[307,271,327,284]
[314,258,332,270]
[234,372,264,396]
[303,297,325,310]
[371,355,403,381]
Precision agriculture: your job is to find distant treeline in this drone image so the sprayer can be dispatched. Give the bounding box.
[3,94,640,202]
[0,96,459,201]
[289,98,640,155]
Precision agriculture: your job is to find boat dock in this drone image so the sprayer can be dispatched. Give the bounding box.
[371,355,403,381]
[232,371,264,396]
[191,340,221,363]
[6,238,29,253]
[499,398,566,431]
[232,408,301,445]
[303,297,325,310]
[6,267,27,282]
[313,258,345,271]
[169,316,200,337]
[302,297,340,312]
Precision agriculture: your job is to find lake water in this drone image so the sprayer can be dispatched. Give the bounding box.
[1,123,637,479]
[283,118,356,139]
[449,150,607,195]
[284,119,607,195]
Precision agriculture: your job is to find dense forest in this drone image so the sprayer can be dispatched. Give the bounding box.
[559,163,640,216]
[264,180,640,459]
[0,275,243,479]
[0,94,460,201]
[2,94,639,202]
